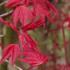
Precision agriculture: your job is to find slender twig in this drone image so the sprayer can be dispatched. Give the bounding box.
[6,60,23,70]
[0,35,5,38]
[0,10,13,18]
[0,1,13,18]
[0,1,7,6]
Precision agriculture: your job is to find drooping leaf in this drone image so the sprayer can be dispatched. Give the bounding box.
[0,44,21,64]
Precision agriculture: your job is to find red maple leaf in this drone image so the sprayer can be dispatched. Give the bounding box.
[5,0,31,8]
[46,0,58,16]
[18,32,38,50]
[0,44,21,64]
[12,5,33,27]
[0,0,59,67]
[23,19,45,31]
[18,32,48,66]
[0,18,18,32]
[19,47,48,66]
[4,0,58,32]
[21,3,58,31]
[31,0,58,15]
[5,0,21,8]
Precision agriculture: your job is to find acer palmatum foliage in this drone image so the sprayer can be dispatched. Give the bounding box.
[0,0,70,69]
[0,44,20,64]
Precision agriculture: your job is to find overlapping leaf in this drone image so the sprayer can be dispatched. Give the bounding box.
[0,44,21,64]
[18,32,37,50]
[19,47,48,66]
[12,5,33,27]
[0,18,18,32]
[5,0,21,8]
[18,32,48,66]
[0,0,59,66]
